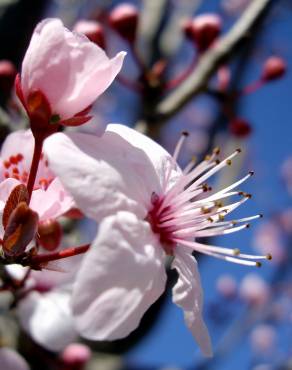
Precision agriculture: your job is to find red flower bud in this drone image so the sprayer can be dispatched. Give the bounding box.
[0,60,17,95]
[74,20,106,50]
[109,3,138,43]
[61,343,91,370]
[262,56,287,82]
[183,14,222,52]
[229,118,252,138]
[38,219,62,251]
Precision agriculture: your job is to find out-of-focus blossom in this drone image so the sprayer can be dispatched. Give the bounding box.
[108,3,139,43]
[250,324,276,353]
[16,18,126,131]
[7,255,82,351]
[0,60,17,94]
[281,157,292,196]
[183,14,222,52]
[17,286,77,351]
[0,347,30,370]
[0,130,74,223]
[279,208,292,234]
[229,118,252,138]
[216,274,237,298]
[73,20,106,49]
[239,273,270,306]
[61,343,92,368]
[253,221,286,264]
[261,56,287,82]
[45,125,266,356]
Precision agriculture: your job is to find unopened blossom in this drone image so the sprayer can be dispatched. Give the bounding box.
[109,3,139,43]
[239,273,270,306]
[61,343,92,367]
[16,18,126,130]
[250,324,276,353]
[216,274,237,298]
[0,60,17,94]
[183,14,222,52]
[74,20,106,49]
[44,125,268,356]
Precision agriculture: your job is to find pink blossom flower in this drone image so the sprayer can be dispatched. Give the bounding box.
[16,18,126,128]
[44,125,267,356]
[0,129,74,222]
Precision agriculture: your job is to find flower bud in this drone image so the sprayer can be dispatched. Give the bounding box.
[183,14,222,52]
[74,20,106,49]
[250,324,276,354]
[239,273,270,306]
[61,343,91,369]
[262,56,286,82]
[109,3,138,43]
[38,219,62,251]
[229,118,252,137]
[216,274,237,298]
[0,60,17,95]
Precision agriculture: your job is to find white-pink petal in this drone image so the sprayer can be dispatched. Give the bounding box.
[44,131,159,221]
[107,124,181,191]
[0,130,34,174]
[17,288,77,352]
[172,247,212,357]
[72,211,167,340]
[30,178,74,221]
[21,18,126,119]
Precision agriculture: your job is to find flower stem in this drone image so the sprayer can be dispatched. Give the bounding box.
[26,136,44,202]
[165,56,198,90]
[29,244,90,266]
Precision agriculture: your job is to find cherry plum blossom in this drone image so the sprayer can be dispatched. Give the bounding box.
[44,124,268,356]
[16,18,126,127]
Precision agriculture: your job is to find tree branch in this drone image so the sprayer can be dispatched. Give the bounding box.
[156,0,272,120]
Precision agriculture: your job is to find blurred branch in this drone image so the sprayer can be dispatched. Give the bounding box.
[138,0,168,66]
[156,0,272,120]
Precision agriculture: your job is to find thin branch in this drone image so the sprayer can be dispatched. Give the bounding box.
[156,0,272,120]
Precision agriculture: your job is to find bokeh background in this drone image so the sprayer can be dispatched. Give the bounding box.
[0,0,291,369]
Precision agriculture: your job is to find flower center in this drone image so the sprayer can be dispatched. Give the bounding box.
[146,132,271,266]
[3,153,53,190]
[147,192,176,255]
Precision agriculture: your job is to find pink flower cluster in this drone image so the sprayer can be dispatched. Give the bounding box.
[0,17,271,358]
